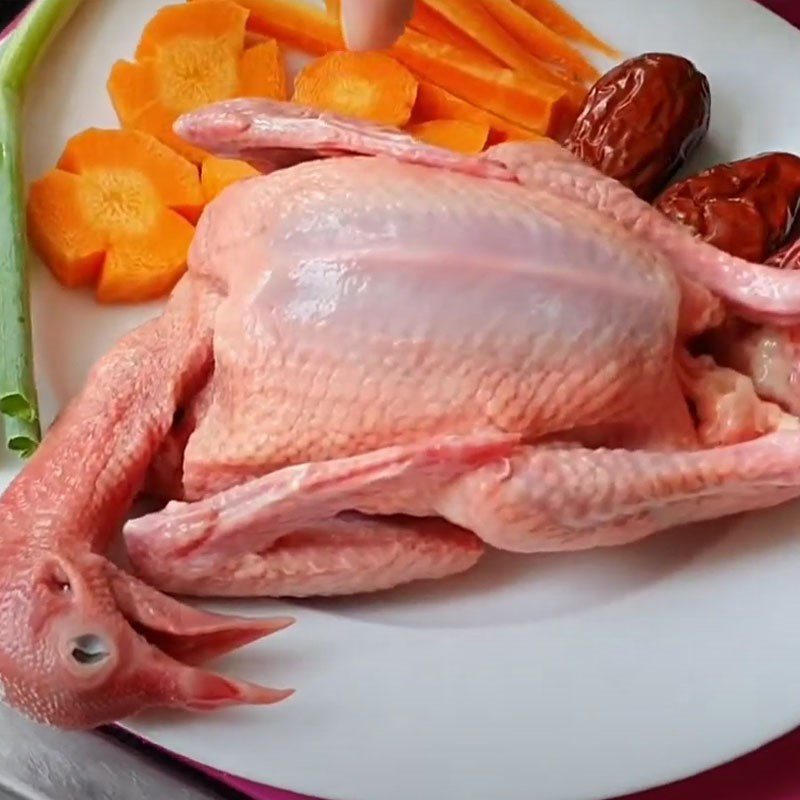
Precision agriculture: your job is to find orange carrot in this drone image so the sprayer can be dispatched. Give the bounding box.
[407,120,490,154]
[239,39,288,99]
[135,0,248,60]
[189,0,344,55]
[27,128,199,303]
[512,0,619,57]
[108,59,208,164]
[322,0,502,70]
[410,3,501,64]
[109,1,288,164]
[393,30,578,138]
[419,0,584,92]
[412,81,543,143]
[212,0,577,137]
[480,0,599,82]
[27,171,107,288]
[135,0,247,117]
[201,156,260,202]
[96,212,195,303]
[293,51,418,127]
[57,128,204,223]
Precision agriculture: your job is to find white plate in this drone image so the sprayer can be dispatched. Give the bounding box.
[10,1,800,798]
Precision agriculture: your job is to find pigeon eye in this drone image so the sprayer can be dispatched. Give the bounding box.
[69,634,110,666]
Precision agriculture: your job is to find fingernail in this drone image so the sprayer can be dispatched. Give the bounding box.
[341,0,413,51]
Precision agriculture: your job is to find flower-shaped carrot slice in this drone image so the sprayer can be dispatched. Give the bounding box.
[239,39,288,100]
[108,1,288,164]
[27,129,201,303]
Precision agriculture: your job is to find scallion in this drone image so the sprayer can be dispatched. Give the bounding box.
[0,0,84,457]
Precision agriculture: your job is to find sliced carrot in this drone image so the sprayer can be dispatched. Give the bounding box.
[108,61,209,164]
[106,58,160,122]
[27,170,107,288]
[214,0,577,138]
[393,30,578,139]
[293,51,418,127]
[324,0,340,18]
[109,1,286,164]
[190,0,344,55]
[134,1,246,121]
[410,3,501,65]
[97,210,195,304]
[239,39,288,99]
[201,156,260,202]
[412,81,543,143]
[57,128,204,224]
[407,120,490,154]
[480,0,599,82]
[418,0,584,94]
[109,37,288,164]
[27,128,200,303]
[135,0,248,60]
[512,0,618,57]
[107,58,158,124]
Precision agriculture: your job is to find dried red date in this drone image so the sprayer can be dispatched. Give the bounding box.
[655,153,800,262]
[565,53,710,200]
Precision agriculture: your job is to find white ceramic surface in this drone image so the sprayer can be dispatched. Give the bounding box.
[10,1,800,799]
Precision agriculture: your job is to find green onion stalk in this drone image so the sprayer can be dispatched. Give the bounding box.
[0,0,83,457]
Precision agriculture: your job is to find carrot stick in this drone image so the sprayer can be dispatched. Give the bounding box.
[407,120,490,154]
[324,0,340,18]
[393,30,578,138]
[419,0,584,93]
[480,0,599,82]
[211,0,577,138]
[409,3,501,65]
[512,0,619,57]
[293,51,418,127]
[412,81,543,143]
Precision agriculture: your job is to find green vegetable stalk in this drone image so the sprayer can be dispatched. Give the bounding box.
[0,0,83,457]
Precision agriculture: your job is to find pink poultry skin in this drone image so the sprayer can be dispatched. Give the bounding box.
[3,100,800,729]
